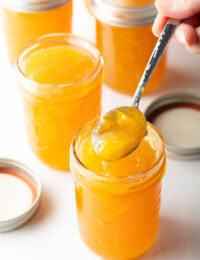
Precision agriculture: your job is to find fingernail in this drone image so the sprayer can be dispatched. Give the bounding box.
[152,14,162,37]
[152,23,159,37]
[179,34,188,46]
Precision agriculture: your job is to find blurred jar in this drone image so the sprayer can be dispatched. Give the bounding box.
[90,0,167,95]
[85,0,154,13]
[16,34,103,171]
[0,0,72,64]
[70,119,166,259]
[107,0,154,7]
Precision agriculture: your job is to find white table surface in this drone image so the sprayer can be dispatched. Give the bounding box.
[0,0,200,259]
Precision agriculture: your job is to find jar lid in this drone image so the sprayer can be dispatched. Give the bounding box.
[145,93,200,160]
[0,158,41,232]
[90,0,157,27]
[0,0,71,13]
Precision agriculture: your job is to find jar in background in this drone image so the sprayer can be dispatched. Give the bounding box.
[108,0,154,7]
[90,0,167,96]
[85,0,154,12]
[0,0,72,64]
[16,34,103,171]
[70,119,166,259]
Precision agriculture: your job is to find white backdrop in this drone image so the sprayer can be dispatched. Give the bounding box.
[0,0,200,259]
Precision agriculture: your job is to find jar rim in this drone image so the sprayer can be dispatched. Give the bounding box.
[0,0,71,13]
[0,158,41,232]
[70,120,166,185]
[90,0,157,27]
[145,92,200,160]
[15,33,104,96]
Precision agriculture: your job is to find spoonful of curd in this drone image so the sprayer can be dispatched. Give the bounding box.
[92,106,147,161]
[92,19,180,161]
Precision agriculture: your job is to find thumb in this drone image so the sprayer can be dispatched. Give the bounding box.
[186,27,200,54]
[155,0,200,19]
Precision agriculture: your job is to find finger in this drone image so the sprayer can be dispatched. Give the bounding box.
[155,0,200,19]
[153,14,200,37]
[174,23,198,46]
[152,14,168,36]
[186,27,200,53]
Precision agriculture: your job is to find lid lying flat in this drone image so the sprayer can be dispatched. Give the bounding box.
[0,0,71,12]
[90,0,157,27]
[0,158,41,232]
[145,93,200,160]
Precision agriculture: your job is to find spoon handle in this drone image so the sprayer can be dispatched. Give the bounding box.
[132,18,180,107]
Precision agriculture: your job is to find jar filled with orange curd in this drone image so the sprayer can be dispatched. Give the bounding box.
[0,0,72,64]
[16,34,103,171]
[90,0,167,95]
[70,119,166,259]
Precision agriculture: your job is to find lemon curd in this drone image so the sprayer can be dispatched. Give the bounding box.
[92,106,147,161]
[24,46,96,85]
[1,0,72,64]
[16,34,103,170]
[70,119,166,259]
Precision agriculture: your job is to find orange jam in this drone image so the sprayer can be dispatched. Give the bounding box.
[91,0,167,95]
[16,34,103,171]
[92,106,147,161]
[96,22,166,96]
[70,119,166,259]
[1,1,72,64]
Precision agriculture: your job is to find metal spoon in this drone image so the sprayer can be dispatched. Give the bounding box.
[133,18,180,107]
[93,18,180,161]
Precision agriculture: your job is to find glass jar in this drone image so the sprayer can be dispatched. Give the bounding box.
[0,0,72,64]
[70,119,166,259]
[16,34,104,171]
[108,0,154,7]
[90,0,167,95]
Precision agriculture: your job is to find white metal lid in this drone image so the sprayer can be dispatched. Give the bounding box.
[0,0,71,13]
[0,158,41,232]
[90,0,157,27]
[145,93,200,160]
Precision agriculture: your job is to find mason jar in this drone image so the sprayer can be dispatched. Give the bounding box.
[0,0,72,64]
[16,34,104,171]
[70,119,166,259]
[90,0,167,95]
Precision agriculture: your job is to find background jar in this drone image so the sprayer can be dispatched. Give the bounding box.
[90,0,167,96]
[0,0,72,64]
[70,120,166,260]
[16,34,103,171]
[107,0,155,7]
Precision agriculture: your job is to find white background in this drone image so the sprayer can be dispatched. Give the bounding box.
[0,0,200,259]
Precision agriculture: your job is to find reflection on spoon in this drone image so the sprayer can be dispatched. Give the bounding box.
[92,106,147,161]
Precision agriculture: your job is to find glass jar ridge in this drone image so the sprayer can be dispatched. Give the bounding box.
[90,0,157,27]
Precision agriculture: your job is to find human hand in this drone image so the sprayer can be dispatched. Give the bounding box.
[152,0,200,53]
